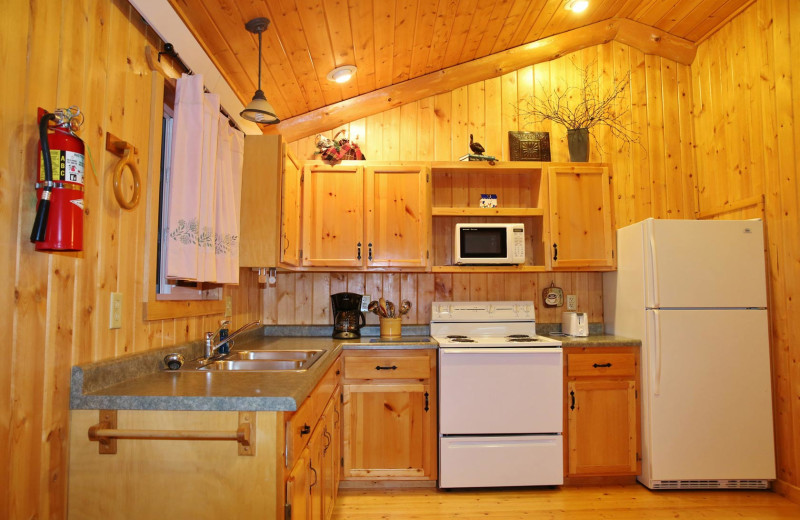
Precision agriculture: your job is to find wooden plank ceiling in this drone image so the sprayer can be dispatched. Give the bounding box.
[168,0,752,129]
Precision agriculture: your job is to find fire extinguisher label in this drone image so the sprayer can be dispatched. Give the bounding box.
[40,150,84,185]
[70,198,85,210]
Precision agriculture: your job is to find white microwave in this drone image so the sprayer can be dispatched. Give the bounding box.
[454,223,526,265]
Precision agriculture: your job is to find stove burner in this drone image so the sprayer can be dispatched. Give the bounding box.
[506,337,540,343]
[506,334,532,339]
[450,337,476,343]
[446,335,469,339]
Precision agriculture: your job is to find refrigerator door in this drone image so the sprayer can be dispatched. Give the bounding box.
[641,309,775,485]
[643,219,767,309]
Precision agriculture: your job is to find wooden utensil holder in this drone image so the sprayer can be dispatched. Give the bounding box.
[379,317,402,337]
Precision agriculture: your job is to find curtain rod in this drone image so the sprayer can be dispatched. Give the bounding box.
[157,43,243,133]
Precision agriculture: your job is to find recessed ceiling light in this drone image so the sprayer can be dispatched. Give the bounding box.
[327,65,357,84]
[565,0,589,13]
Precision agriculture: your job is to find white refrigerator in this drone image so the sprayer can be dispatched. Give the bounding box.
[603,218,776,489]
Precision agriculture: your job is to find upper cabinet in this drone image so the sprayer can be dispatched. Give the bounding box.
[239,135,283,268]
[546,165,615,270]
[280,147,303,267]
[365,166,429,268]
[298,163,430,270]
[301,164,365,267]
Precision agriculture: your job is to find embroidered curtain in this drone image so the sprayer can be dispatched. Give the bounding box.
[165,73,244,283]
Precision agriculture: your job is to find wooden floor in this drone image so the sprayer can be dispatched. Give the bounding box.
[332,485,800,519]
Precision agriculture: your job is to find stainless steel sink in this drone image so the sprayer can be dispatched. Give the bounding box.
[194,349,326,372]
[233,349,324,361]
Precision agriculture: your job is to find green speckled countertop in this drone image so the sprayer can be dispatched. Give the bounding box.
[70,328,436,412]
[542,334,641,348]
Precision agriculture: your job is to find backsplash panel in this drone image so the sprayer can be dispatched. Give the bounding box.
[261,271,602,325]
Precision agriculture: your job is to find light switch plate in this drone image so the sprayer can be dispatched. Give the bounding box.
[225,296,233,317]
[566,294,577,311]
[109,292,122,329]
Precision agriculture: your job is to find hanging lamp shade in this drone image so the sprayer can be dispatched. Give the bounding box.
[240,17,279,125]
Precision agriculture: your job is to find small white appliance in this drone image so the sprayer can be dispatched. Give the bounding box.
[604,218,775,490]
[431,301,563,488]
[561,312,588,336]
[454,223,525,265]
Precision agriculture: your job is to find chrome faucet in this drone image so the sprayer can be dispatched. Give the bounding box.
[204,320,261,359]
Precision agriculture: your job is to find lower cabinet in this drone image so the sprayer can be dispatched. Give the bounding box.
[564,347,641,479]
[341,349,437,482]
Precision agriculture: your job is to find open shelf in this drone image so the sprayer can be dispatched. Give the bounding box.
[432,265,547,273]
[431,207,544,217]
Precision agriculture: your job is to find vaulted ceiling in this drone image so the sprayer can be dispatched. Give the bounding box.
[168,0,752,138]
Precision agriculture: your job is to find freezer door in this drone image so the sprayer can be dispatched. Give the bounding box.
[644,219,767,308]
[642,309,775,482]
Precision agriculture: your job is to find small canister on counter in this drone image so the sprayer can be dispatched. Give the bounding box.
[379,317,402,338]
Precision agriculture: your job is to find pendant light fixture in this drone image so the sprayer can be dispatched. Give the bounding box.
[240,17,279,124]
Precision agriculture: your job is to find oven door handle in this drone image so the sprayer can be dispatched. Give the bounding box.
[439,348,562,354]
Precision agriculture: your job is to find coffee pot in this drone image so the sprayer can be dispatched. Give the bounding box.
[331,292,366,339]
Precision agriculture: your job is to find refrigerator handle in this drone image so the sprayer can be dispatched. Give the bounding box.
[648,310,662,395]
[648,221,660,308]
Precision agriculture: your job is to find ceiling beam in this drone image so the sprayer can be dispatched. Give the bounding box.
[265,18,696,143]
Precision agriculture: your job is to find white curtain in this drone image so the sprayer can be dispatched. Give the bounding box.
[165,73,244,284]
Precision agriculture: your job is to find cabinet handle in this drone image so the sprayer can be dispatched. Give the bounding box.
[368,242,373,262]
[375,365,398,371]
[357,242,362,260]
[570,390,575,411]
[309,462,318,488]
[593,363,612,368]
[322,430,331,454]
[553,243,558,261]
[300,424,311,436]
[424,392,430,412]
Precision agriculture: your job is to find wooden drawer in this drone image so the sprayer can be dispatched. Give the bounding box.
[344,352,431,380]
[286,396,316,467]
[313,357,341,419]
[567,353,636,377]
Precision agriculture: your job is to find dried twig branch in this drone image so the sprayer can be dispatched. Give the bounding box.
[518,59,640,151]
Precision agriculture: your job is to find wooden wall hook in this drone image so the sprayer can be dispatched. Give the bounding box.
[105,132,138,157]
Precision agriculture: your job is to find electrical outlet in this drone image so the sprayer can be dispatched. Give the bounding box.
[109,292,122,329]
[566,294,577,311]
[225,296,233,317]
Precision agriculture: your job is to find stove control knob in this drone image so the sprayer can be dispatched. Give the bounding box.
[513,304,519,314]
[488,305,495,313]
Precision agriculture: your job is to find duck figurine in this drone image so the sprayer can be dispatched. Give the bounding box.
[469,134,485,155]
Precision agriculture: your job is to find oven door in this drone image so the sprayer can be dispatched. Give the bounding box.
[439,347,562,434]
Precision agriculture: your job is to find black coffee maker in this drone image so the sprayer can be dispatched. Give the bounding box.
[331,292,366,339]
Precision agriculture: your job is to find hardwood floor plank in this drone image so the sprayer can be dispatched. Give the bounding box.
[332,486,800,519]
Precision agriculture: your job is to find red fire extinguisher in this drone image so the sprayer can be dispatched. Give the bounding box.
[30,106,85,251]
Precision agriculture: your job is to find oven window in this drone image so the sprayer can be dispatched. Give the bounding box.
[460,228,507,258]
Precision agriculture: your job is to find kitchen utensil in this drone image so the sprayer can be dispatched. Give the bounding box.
[387,301,395,318]
[368,300,379,315]
[379,297,388,317]
[399,300,411,315]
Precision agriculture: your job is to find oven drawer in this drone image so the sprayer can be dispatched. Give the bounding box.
[343,352,432,380]
[567,353,636,377]
[439,435,563,488]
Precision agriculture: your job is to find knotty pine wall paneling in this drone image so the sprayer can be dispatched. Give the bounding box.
[0,1,261,519]
[690,0,800,500]
[289,42,698,225]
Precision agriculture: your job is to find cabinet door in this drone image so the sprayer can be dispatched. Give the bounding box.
[308,425,324,520]
[239,134,282,267]
[567,380,638,476]
[322,397,337,520]
[302,165,364,267]
[342,383,434,480]
[280,146,303,266]
[287,448,311,520]
[547,165,614,269]
[365,166,429,268]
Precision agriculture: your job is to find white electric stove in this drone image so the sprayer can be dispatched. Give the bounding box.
[431,301,563,489]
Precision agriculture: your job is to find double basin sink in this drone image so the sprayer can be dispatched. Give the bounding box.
[190,349,326,372]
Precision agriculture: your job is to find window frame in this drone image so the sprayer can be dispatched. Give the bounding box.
[143,71,224,320]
